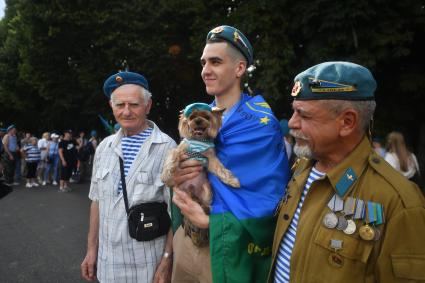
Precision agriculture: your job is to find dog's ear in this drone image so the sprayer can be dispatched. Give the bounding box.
[208,108,225,138]
[178,113,190,138]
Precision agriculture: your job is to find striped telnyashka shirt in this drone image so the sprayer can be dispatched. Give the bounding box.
[118,127,153,194]
[274,167,325,283]
[23,145,41,162]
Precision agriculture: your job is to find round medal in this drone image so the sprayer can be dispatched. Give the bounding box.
[343,219,357,235]
[359,224,375,241]
[323,212,338,229]
[336,216,348,230]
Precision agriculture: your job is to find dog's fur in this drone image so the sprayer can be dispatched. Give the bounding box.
[161,106,240,246]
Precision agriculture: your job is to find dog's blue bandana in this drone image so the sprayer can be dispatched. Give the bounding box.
[182,138,215,166]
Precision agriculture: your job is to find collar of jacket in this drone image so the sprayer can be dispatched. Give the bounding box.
[108,120,167,157]
[293,136,373,199]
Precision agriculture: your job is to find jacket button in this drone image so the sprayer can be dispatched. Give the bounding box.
[283,214,289,220]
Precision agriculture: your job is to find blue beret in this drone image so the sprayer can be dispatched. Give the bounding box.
[90,130,97,137]
[0,128,6,132]
[103,71,149,99]
[6,124,15,132]
[291,61,376,101]
[279,119,289,136]
[183,103,212,117]
[206,25,254,66]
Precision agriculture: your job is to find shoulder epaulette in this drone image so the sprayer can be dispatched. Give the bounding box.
[368,153,424,208]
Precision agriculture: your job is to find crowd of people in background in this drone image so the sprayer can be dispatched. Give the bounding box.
[0,121,423,194]
[0,125,99,192]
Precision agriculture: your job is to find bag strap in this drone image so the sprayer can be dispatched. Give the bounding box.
[119,157,130,214]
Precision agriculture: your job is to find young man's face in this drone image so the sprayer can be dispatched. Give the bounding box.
[200,42,242,97]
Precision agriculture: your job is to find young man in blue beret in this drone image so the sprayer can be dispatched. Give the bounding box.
[167,26,290,283]
[270,61,425,282]
[81,71,176,282]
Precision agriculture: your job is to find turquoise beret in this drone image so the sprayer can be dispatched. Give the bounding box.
[206,25,254,66]
[6,125,15,132]
[183,103,212,117]
[291,62,376,101]
[103,71,149,99]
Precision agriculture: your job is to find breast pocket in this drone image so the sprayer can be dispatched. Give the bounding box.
[133,171,164,203]
[95,168,110,199]
[311,224,374,282]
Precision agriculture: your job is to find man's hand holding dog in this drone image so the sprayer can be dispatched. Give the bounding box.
[171,153,203,186]
[173,189,209,229]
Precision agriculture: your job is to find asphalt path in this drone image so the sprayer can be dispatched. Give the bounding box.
[0,181,92,283]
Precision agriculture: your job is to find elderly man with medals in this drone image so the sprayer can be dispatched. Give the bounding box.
[270,61,425,283]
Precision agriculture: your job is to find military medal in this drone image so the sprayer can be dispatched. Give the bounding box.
[324,194,344,229]
[323,212,339,229]
[336,216,348,230]
[359,201,377,241]
[343,219,357,235]
[359,224,375,241]
[353,199,365,220]
[342,197,357,234]
[328,239,344,268]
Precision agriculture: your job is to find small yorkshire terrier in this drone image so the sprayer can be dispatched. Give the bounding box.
[161,102,240,246]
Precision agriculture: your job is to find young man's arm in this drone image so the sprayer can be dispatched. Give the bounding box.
[81,201,99,282]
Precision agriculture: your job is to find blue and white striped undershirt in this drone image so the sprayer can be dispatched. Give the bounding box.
[274,167,325,283]
[118,127,153,194]
[24,145,41,162]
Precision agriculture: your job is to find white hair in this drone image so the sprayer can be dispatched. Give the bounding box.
[110,84,152,106]
[321,100,376,131]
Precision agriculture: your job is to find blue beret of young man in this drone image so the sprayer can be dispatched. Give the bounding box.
[206,25,254,66]
[103,71,149,99]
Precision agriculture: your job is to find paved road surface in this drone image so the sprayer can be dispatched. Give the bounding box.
[0,182,92,283]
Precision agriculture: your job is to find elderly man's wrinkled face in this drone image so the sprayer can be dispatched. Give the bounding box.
[110,84,151,136]
[288,100,340,160]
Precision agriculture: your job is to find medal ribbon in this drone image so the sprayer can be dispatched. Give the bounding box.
[327,194,344,212]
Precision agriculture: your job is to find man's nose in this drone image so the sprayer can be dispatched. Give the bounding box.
[288,113,298,129]
[122,104,131,115]
[201,63,210,76]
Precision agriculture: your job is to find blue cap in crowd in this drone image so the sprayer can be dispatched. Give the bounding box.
[206,25,254,66]
[291,61,376,101]
[183,103,212,117]
[6,124,15,132]
[103,71,149,99]
[0,127,6,133]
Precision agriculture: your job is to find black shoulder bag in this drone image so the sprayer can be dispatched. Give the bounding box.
[119,157,171,241]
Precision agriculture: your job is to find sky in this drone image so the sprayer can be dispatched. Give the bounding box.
[0,0,5,19]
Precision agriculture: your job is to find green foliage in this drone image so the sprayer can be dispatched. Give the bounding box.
[0,0,424,142]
